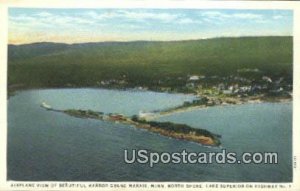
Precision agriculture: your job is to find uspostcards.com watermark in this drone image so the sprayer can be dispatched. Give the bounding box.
[124,149,278,167]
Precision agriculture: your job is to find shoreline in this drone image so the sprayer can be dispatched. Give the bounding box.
[146,95,292,120]
[8,86,292,100]
[12,86,292,147]
[9,86,292,115]
[7,85,196,99]
[45,108,221,147]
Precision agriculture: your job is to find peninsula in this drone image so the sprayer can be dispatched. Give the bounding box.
[41,106,221,147]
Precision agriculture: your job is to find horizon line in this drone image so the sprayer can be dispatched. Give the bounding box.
[8,35,293,46]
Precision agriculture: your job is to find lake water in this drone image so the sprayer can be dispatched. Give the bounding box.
[7,88,292,182]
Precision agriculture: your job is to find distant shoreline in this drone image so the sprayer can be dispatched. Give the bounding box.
[8,86,292,104]
[7,85,196,98]
[9,86,292,118]
[147,96,292,120]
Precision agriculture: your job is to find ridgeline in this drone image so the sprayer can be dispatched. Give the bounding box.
[8,36,293,91]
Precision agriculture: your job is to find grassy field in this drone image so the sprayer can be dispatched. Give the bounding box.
[8,36,293,89]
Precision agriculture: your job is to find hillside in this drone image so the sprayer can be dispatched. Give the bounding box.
[8,36,293,90]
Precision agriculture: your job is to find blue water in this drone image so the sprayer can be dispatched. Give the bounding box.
[7,89,292,182]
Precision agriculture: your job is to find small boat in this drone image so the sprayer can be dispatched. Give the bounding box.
[41,102,52,109]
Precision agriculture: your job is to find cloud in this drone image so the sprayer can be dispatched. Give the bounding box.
[200,11,263,22]
[84,11,119,20]
[232,13,263,19]
[16,10,269,31]
[273,15,284,20]
[35,11,52,17]
[9,11,96,29]
[83,10,182,23]
[8,9,292,44]
[9,14,35,22]
[201,11,230,18]
[119,11,181,22]
[177,18,201,24]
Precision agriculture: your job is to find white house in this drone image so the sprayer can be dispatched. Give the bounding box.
[262,76,272,83]
[189,75,200,81]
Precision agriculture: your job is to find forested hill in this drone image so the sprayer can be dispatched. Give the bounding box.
[8,36,293,89]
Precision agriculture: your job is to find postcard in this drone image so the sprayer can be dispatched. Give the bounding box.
[0,0,299,190]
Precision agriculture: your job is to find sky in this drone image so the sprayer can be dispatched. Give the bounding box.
[8,8,293,44]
